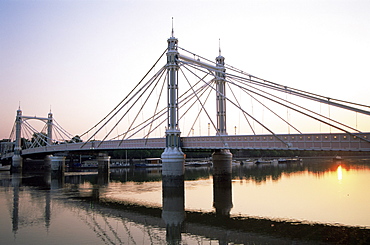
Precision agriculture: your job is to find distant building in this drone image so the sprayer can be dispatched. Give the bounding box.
[0,139,13,155]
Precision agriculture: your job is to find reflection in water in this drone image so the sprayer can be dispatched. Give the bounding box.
[213,173,233,217]
[11,173,21,234]
[337,165,343,180]
[1,158,370,244]
[162,176,185,244]
[213,168,233,218]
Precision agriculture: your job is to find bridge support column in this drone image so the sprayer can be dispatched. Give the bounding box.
[162,175,185,244]
[212,149,233,216]
[212,149,232,175]
[12,108,23,171]
[44,155,52,169]
[97,153,110,172]
[161,30,185,181]
[162,148,185,181]
[11,155,23,172]
[50,156,66,173]
[47,112,53,145]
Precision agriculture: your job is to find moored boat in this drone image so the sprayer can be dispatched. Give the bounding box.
[278,157,302,163]
[333,155,342,161]
[255,158,277,164]
[185,161,211,167]
[135,158,162,168]
[0,164,11,171]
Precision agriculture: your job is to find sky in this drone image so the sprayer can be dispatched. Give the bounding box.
[1,0,370,140]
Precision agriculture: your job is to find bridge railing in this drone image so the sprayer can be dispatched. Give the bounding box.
[181,133,370,151]
[20,138,166,155]
[7,132,370,157]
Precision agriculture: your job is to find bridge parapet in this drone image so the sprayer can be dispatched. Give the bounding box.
[181,133,370,152]
[5,132,370,158]
[20,138,166,156]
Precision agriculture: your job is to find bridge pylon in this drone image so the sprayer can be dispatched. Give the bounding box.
[47,111,53,146]
[12,108,23,171]
[11,108,55,171]
[161,30,185,180]
[215,45,227,136]
[213,45,233,175]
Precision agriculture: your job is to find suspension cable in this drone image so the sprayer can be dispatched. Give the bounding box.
[80,48,167,138]
[227,79,302,134]
[181,63,290,147]
[230,75,362,134]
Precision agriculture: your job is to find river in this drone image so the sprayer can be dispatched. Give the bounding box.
[0,157,369,244]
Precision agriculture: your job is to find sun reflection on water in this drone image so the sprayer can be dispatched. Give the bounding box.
[337,165,343,180]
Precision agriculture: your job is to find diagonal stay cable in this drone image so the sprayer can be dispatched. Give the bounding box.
[144,71,167,145]
[179,47,370,111]
[226,71,370,116]
[8,122,15,141]
[21,123,35,148]
[52,127,62,143]
[177,73,214,137]
[226,81,256,135]
[23,121,49,147]
[182,63,291,147]
[126,76,212,140]
[96,66,166,142]
[100,67,167,146]
[113,107,167,140]
[22,121,46,147]
[227,78,302,134]
[116,68,166,146]
[183,82,214,137]
[231,75,362,134]
[225,63,370,109]
[80,48,167,138]
[81,66,166,147]
[229,78,370,143]
[181,64,231,147]
[53,119,75,138]
[123,70,211,140]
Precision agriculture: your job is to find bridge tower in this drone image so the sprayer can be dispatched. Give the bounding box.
[161,28,185,180]
[47,111,53,145]
[213,44,233,177]
[215,45,227,136]
[12,108,23,170]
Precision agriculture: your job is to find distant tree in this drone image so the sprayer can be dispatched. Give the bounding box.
[71,135,83,143]
[21,138,31,149]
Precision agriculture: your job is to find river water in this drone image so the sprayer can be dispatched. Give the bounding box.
[0,157,369,244]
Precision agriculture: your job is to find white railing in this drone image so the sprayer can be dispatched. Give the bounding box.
[14,132,370,156]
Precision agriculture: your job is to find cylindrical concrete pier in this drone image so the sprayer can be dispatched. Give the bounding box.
[161,147,185,182]
[212,149,232,175]
[12,155,23,172]
[50,156,66,172]
[44,155,52,169]
[97,153,111,172]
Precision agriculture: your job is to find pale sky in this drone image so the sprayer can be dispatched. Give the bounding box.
[1,0,370,140]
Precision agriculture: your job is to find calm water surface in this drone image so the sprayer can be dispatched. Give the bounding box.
[1,158,369,244]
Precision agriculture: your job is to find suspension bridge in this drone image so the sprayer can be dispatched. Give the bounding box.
[2,30,370,169]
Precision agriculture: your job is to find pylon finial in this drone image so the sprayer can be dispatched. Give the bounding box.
[171,17,174,37]
[219,38,221,56]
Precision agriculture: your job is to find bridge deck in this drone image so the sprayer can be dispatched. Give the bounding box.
[2,132,369,159]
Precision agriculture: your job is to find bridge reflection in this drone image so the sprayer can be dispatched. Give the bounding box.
[2,161,370,244]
